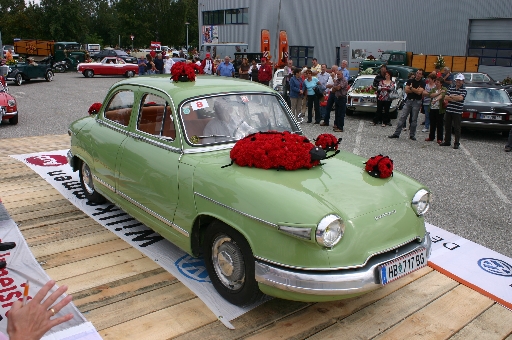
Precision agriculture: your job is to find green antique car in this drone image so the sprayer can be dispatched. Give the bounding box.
[5,61,53,86]
[67,76,432,306]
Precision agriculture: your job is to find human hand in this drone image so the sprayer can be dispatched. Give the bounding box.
[7,280,73,340]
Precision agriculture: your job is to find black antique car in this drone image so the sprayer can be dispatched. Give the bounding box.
[461,86,512,136]
[4,60,53,85]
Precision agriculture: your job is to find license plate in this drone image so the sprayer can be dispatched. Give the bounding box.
[361,98,376,103]
[480,114,502,120]
[379,247,427,285]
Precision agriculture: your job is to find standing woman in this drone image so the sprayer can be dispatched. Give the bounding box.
[289,68,304,121]
[372,70,395,126]
[239,58,250,80]
[425,77,447,143]
[249,60,259,81]
[421,73,436,132]
[302,69,321,123]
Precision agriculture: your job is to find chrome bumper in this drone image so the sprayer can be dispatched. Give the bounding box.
[255,233,431,296]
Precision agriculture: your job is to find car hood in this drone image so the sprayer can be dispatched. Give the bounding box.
[0,92,14,103]
[189,149,424,223]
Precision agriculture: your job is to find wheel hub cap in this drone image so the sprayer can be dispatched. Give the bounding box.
[212,236,245,290]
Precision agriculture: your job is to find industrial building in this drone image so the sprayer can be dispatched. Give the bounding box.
[197,0,512,80]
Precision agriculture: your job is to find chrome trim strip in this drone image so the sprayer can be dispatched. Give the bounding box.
[97,118,130,135]
[93,175,116,193]
[194,192,277,228]
[255,233,431,295]
[127,131,182,154]
[116,189,189,237]
[255,236,422,271]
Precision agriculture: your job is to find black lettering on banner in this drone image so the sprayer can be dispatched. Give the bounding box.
[86,201,102,207]
[47,170,66,177]
[92,205,120,216]
[431,235,444,243]
[443,242,460,251]
[72,190,86,200]
[115,222,143,231]
[61,180,82,190]
[124,229,163,247]
[106,217,137,226]
[99,212,129,221]
[53,176,73,182]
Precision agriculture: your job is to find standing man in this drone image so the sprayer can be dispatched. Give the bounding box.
[283,60,294,76]
[164,55,174,74]
[332,70,349,132]
[201,53,214,75]
[317,64,333,125]
[311,58,321,74]
[373,65,388,125]
[154,54,164,74]
[216,56,235,77]
[258,57,273,86]
[441,67,453,88]
[440,73,466,149]
[137,55,147,76]
[388,69,425,140]
[340,60,350,82]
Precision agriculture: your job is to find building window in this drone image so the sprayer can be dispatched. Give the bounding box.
[290,46,314,68]
[468,40,512,67]
[203,8,248,25]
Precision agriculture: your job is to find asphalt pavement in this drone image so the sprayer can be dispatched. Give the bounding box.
[1,72,511,257]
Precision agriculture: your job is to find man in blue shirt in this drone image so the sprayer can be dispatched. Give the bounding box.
[216,56,235,77]
[340,60,350,81]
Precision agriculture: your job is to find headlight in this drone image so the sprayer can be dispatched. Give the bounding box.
[7,99,15,107]
[412,189,430,216]
[316,214,344,248]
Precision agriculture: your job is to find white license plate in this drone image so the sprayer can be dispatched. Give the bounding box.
[361,98,376,103]
[379,247,427,285]
[480,114,502,120]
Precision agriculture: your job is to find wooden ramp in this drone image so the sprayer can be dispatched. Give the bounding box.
[0,134,511,340]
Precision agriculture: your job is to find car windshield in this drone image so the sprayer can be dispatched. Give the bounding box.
[180,93,299,145]
[352,77,375,89]
[115,50,129,57]
[465,88,511,104]
[380,53,390,62]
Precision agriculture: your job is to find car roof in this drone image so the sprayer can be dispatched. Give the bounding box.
[355,75,376,79]
[112,76,275,105]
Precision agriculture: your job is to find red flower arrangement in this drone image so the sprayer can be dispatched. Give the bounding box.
[364,154,394,178]
[88,102,102,115]
[315,134,341,151]
[229,131,323,170]
[171,62,203,82]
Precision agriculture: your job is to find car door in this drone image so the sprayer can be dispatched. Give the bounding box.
[116,90,183,239]
[90,88,135,191]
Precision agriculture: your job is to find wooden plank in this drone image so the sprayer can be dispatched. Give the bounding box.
[46,247,147,280]
[86,283,196,330]
[26,220,105,247]
[73,269,176,312]
[240,267,433,340]
[59,257,161,294]
[307,270,458,339]
[450,303,512,340]
[373,285,494,340]
[23,216,97,241]
[29,229,119,258]
[99,298,217,340]
[38,238,132,269]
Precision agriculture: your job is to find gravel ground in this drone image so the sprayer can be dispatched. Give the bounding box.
[1,72,511,257]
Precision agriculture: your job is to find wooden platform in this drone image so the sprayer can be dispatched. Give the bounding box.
[1,134,511,340]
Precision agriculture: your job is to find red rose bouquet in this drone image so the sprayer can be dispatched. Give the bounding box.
[88,102,102,115]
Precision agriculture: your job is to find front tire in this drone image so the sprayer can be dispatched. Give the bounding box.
[203,221,262,306]
[79,160,105,203]
[45,70,54,82]
[126,70,135,78]
[15,73,23,86]
[9,115,18,125]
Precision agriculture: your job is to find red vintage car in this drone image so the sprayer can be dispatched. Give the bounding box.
[0,76,18,125]
[77,57,138,78]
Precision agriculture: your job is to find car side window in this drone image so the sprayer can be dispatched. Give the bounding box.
[103,90,134,127]
[138,94,176,139]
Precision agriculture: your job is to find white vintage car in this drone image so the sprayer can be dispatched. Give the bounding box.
[346,75,403,118]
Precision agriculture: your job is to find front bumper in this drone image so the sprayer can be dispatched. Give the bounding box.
[461,120,512,132]
[0,108,17,120]
[255,232,431,296]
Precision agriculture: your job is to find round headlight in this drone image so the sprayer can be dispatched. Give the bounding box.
[7,99,15,107]
[316,214,345,248]
[412,189,430,216]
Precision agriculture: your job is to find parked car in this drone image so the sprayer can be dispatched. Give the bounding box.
[346,75,403,118]
[0,80,18,124]
[460,86,512,136]
[77,57,138,78]
[94,49,136,64]
[67,76,431,306]
[4,60,54,86]
[461,72,500,85]
[271,68,284,92]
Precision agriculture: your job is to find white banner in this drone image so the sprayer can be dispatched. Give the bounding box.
[426,223,512,310]
[11,150,268,329]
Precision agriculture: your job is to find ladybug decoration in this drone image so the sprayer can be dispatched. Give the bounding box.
[315,134,342,152]
[224,131,340,170]
[364,154,394,178]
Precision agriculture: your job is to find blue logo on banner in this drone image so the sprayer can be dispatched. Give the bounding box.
[477,258,512,277]
[175,254,211,283]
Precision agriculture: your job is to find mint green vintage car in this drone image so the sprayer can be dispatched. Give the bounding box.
[67,76,432,306]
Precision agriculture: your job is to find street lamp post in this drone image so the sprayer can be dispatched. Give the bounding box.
[185,22,190,56]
